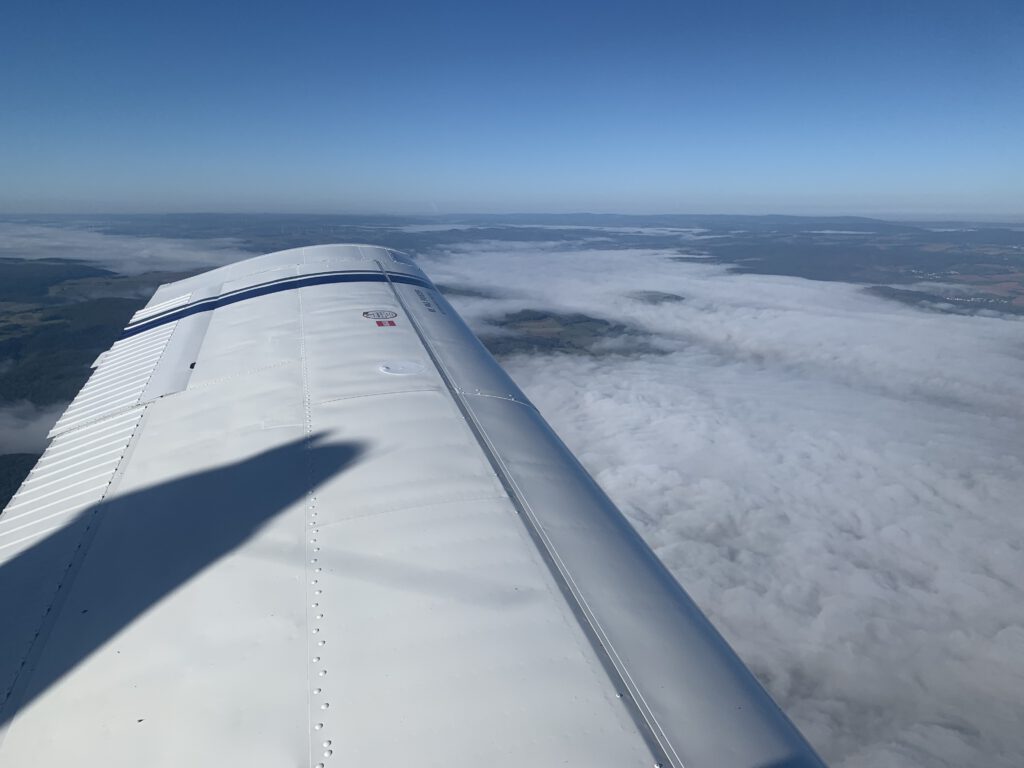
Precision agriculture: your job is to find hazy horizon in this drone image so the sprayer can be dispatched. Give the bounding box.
[2,210,1023,224]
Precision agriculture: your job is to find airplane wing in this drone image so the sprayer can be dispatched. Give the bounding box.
[0,244,825,768]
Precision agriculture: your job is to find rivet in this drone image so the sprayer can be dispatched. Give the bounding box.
[318,669,327,676]
[315,613,323,619]
[312,602,319,608]
[313,656,320,662]
[314,547,321,552]
[316,763,325,768]
[315,568,322,573]
[317,640,325,646]
[314,722,323,730]
[323,740,332,747]
[313,687,321,694]
[310,558,318,564]
[315,589,323,595]
[324,749,333,757]
[312,627,320,634]
[321,702,330,710]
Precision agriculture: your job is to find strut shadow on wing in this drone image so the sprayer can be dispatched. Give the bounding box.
[0,433,365,726]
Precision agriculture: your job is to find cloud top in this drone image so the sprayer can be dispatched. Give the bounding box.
[0,221,252,274]
[0,401,66,453]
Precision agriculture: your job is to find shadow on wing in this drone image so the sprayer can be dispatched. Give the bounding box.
[0,432,364,725]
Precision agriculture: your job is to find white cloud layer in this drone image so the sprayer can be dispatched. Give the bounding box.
[1,221,1021,766]
[0,222,251,274]
[422,241,1024,768]
[0,401,67,453]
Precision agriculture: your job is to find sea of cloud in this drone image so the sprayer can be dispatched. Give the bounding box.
[0,221,250,274]
[2,221,1022,766]
[420,240,1024,768]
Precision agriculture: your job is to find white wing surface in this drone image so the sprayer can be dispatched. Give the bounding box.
[0,244,826,768]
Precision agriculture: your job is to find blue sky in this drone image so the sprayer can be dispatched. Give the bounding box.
[1,0,1021,217]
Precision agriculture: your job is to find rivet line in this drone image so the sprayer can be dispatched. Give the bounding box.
[299,290,332,762]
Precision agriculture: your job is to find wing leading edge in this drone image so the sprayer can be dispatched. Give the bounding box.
[0,244,826,768]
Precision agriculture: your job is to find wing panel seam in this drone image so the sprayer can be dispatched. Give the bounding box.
[0,409,147,747]
[374,260,677,768]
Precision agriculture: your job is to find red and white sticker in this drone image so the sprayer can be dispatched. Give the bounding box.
[363,309,398,328]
